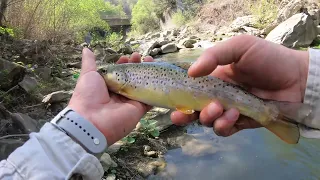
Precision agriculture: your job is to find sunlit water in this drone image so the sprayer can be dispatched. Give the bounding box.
[150,48,320,180]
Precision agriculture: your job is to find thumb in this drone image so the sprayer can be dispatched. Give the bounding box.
[188,35,258,77]
[80,48,97,76]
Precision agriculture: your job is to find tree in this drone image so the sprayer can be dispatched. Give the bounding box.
[0,0,8,26]
[131,0,160,34]
[4,0,125,41]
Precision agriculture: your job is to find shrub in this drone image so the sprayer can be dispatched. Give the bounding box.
[249,0,279,29]
[172,10,189,27]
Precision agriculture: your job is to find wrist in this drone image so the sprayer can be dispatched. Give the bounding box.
[67,103,117,145]
[292,49,309,102]
[50,107,108,157]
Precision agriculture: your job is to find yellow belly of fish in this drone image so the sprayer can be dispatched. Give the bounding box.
[119,85,270,124]
[117,82,299,144]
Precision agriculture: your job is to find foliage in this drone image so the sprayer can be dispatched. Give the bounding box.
[122,135,136,144]
[172,10,189,27]
[131,0,160,35]
[0,26,14,37]
[310,38,320,49]
[4,0,125,42]
[249,0,278,29]
[139,119,160,138]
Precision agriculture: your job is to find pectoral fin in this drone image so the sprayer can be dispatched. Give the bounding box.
[176,106,195,114]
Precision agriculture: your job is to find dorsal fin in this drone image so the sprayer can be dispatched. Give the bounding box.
[171,62,194,70]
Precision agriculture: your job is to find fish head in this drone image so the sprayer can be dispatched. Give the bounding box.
[98,64,128,92]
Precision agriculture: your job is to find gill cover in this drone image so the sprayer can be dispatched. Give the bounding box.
[98,65,128,92]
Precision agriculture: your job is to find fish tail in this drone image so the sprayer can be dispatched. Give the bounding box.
[264,101,312,144]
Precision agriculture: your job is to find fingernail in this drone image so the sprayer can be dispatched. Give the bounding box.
[207,102,222,118]
[224,109,239,121]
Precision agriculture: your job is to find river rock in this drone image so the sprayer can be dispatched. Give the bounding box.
[18,75,39,93]
[150,33,161,39]
[178,38,197,48]
[144,151,158,158]
[162,30,172,37]
[118,44,133,55]
[94,47,121,63]
[100,153,118,171]
[143,41,161,56]
[33,67,51,80]
[161,43,178,54]
[229,15,258,32]
[241,26,261,36]
[105,174,116,180]
[42,90,73,104]
[11,113,39,133]
[150,48,162,56]
[159,38,170,46]
[0,58,26,91]
[266,13,318,48]
[130,40,140,46]
[189,35,199,40]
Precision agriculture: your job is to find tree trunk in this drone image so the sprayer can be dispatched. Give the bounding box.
[0,0,9,26]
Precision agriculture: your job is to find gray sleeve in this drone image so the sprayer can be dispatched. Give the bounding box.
[0,123,104,180]
[300,48,320,138]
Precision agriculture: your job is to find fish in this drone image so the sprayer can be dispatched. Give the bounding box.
[98,61,313,144]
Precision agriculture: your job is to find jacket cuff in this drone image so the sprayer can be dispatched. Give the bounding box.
[6,122,104,179]
[300,48,320,138]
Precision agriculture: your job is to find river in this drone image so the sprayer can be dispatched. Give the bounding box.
[149,48,320,180]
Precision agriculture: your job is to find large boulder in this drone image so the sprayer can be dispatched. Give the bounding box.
[0,58,26,91]
[265,13,318,48]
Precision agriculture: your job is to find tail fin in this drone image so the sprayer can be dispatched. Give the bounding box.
[264,101,313,144]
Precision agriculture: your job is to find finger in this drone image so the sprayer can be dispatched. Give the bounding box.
[170,111,199,126]
[117,56,129,64]
[199,101,224,127]
[234,115,262,130]
[129,52,141,63]
[81,48,97,76]
[143,56,154,62]
[188,35,257,77]
[213,108,240,137]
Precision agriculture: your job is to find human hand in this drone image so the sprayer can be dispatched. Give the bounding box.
[68,48,153,145]
[170,34,309,137]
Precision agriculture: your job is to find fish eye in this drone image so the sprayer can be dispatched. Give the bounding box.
[97,68,107,74]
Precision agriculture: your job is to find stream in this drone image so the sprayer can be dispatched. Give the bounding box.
[149,48,320,180]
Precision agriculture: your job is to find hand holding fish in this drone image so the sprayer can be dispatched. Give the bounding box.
[171,34,309,138]
[67,48,153,145]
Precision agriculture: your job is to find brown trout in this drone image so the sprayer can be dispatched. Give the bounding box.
[98,61,312,144]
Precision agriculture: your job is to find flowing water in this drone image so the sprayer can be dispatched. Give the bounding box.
[150,48,320,180]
